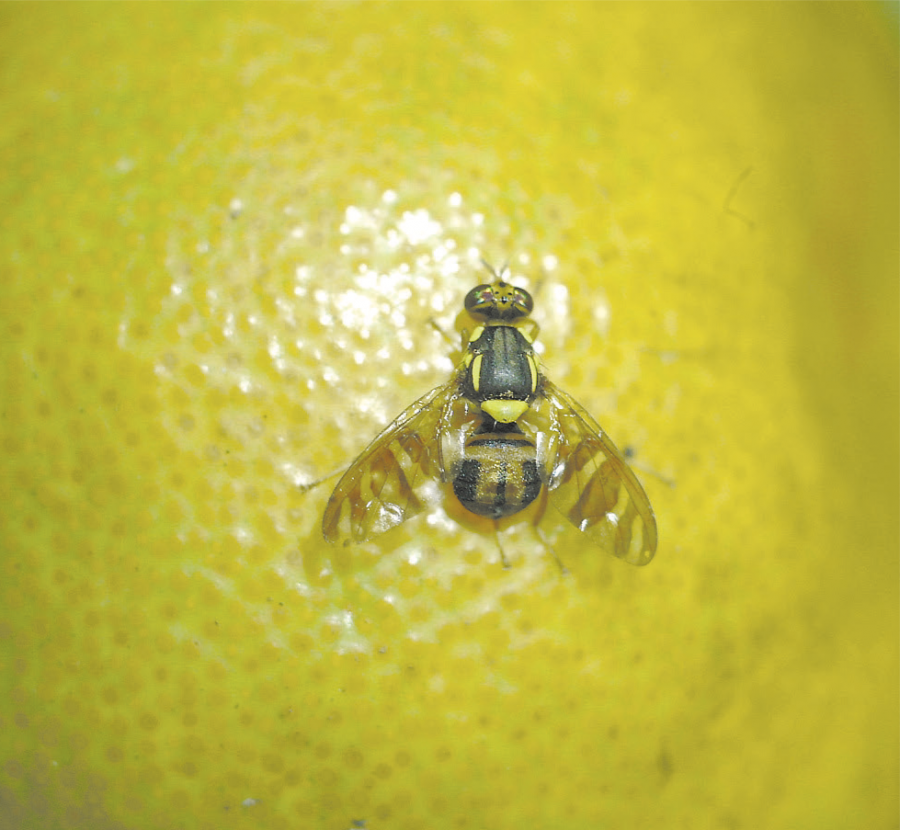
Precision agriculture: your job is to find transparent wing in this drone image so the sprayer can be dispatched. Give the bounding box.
[322,380,464,544]
[536,378,658,565]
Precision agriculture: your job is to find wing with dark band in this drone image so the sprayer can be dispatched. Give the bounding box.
[322,381,463,544]
[537,378,658,565]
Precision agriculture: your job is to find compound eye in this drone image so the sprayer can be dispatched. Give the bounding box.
[464,284,495,318]
[511,287,534,317]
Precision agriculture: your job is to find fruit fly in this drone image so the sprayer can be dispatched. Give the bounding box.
[322,270,657,566]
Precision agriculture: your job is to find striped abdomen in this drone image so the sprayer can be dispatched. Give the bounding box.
[452,426,542,519]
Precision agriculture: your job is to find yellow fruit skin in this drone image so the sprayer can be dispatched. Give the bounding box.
[1,4,897,829]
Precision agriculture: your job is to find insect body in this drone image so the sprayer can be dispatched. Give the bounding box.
[322,275,658,566]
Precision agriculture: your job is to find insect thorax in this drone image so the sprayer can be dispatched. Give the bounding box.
[461,325,538,424]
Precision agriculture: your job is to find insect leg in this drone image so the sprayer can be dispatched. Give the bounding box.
[535,526,569,576]
[296,467,344,493]
[493,524,511,569]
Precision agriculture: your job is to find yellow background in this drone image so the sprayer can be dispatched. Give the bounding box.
[1,4,897,829]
